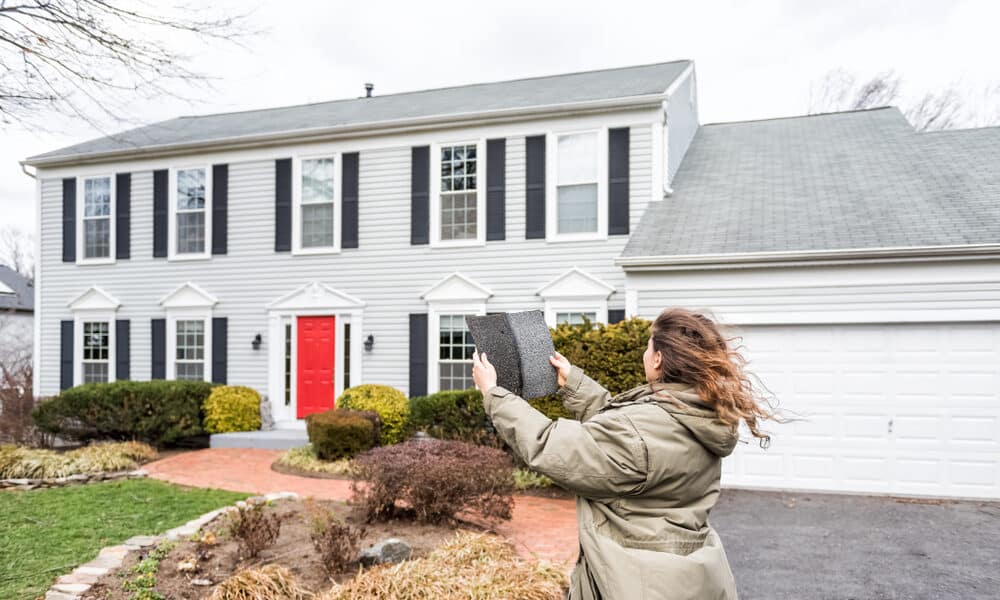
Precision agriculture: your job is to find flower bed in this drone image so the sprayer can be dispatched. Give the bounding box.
[0,441,158,489]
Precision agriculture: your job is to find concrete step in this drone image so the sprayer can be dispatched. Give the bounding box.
[209,429,308,450]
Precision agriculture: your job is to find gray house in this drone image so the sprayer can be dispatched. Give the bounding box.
[23,61,1000,500]
[0,265,34,372]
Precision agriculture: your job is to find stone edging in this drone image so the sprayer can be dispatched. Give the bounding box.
[0,469,147,491]
[44,491,300,600]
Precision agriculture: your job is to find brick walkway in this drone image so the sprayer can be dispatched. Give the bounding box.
[145,448,579,565]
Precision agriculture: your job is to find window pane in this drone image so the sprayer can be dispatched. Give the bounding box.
[301,203,334,248]
[284,323,292,406]
[84,218,111,258]
[558,132,598,185]
[556,312,597,326]
[176,212,206,254]
[83,322,109,360]
[84,177,111,217]
[441,191,476,241]
[302,158,335,204]
[176,320,205,361]
[83,362,109,384]
[176,362,204,381]
[557,183,598,234]
[438,314,474,390]
[177,169,206,210]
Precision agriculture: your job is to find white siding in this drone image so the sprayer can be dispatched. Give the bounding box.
[37,122,652,397]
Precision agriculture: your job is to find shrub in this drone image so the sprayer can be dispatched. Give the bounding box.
[550,316,651,394]
[203,386,262,434]
[308,502,365,575]
[32,380,214,445]
[337,384,409,445]
[318,532,567,600]
[513,468,554,490]
[227,501,282,559]
[0,441,158,479]
[0,364,49,446]
[351,439,514,524]
[210,565,310,600]
[274,444,356,476]
[408,388,504,447]
[306,409,378,461]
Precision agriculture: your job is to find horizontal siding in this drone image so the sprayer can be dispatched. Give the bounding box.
[38,125,652,397]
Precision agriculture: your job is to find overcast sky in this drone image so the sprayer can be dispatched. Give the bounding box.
[2,0,998,234]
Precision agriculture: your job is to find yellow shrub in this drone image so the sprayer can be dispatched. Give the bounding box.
[203,386,262,434]
[337,384,409,445]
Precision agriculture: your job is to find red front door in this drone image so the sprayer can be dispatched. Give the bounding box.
[296,316,336,418]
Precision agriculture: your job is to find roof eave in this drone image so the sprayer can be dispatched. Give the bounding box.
[616,244,1000,271]
[24,93,666,168]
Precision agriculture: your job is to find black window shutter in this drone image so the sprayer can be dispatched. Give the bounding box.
[151,318,166,379]
[342,152,359,249]
[116,319,130,380]
[525,135,546,239]
[411,146,430,245]
[212,317,227,384]
[60,320,74,390]
[486,138,506,241]
[212,164,228,255]
[62,178,76,263]
[409,313,428,397]
[115,173,130,259]
[153,169,168,258]
[608,127,630,235]
[608,309,626,324]
[275,158,292,252]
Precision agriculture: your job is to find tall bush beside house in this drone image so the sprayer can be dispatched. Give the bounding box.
[550,316,651,395]
[32,380,214,445]
[337,384,409,445]
[305,408,379,461]
[408,389,503,447]
[203,386,262,433]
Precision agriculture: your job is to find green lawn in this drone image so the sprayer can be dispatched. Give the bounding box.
[0,478,247,600]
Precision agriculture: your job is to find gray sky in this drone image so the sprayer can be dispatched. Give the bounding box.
[2,0,998,234]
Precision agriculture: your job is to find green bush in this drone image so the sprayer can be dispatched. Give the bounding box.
[203,386,262,434]
[409,389,504,447]
[306,409,377,461]
[550,316,651,395]
[32,380,214,445]
[337,384,410,445]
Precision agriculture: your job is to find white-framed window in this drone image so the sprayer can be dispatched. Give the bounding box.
[293,154,341,254]
[174,318,206,381]
[430,140,486,247]
[555,311,598,327]
[77,175,115,264]
[168,166,212,260]
[438,314,475,391]
[81,321,111,383]
[547,129,608,241]
[160,282,218,382]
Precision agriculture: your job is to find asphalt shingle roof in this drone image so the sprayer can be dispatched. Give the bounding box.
[0,266,33,313]
[623,107,1000,258]
[27,61,690,164]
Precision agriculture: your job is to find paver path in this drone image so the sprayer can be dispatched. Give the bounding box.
[145,448,579,565]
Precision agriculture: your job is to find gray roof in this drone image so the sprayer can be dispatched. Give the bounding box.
[27,61,691,165]
[623,107,1000,260]
[0,266,33,313]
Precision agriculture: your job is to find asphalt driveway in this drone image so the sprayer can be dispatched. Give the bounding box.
[712,489,1000,599]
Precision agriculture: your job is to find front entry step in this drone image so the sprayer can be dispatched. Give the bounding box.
[209,429,308,450]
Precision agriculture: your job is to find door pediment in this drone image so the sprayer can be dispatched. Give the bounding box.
[268,282,365,311]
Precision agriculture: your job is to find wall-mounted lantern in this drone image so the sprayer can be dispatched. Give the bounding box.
[252,333,262,351]
[364,334,375,352]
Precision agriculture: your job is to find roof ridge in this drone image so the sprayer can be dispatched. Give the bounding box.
[702,106,900,127]
[178,60,691,120]
[919,124,1000,135]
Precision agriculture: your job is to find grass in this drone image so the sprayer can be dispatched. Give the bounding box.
[0,478,247,600]
[274,445,356,476]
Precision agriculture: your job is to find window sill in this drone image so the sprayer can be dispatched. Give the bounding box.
[292,247,342,256]
[430,238,487,249]
[75,258,116,266]
[545,232,608,244]
[168,253,212,262]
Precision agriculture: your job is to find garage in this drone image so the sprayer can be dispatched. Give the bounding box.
[721,322,1000,499]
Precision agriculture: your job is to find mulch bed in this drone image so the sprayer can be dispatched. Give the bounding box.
[81,498,467,599]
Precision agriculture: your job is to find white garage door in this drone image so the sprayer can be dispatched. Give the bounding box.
[721,322,1000,499]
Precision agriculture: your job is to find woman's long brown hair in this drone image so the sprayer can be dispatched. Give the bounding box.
[650,308,777,447]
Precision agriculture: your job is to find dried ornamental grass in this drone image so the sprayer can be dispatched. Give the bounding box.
[319,532,567,600]
[209,564,311,600]
[0,441,157,479]
[276,445,357,476]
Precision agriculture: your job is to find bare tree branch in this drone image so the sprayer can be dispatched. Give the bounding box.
[0,225,34,281]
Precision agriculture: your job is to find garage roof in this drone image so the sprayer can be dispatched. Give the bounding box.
[622,107,1000,263]
[0,266,33,313]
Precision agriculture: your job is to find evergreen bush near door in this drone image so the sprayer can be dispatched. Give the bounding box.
[337,384,410,445]
[550,316,651,394]
[203,386,263,433]
[408,389,503,447]
[305,409,379,460]
[32,380,214,445]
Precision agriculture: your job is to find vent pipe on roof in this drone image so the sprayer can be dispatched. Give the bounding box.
[364,83,374,98]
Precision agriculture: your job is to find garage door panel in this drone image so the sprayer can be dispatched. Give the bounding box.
[950,416,998,443]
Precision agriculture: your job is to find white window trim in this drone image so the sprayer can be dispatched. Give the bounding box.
[292,152,342,255]
[166,309,212,382]
[544,300,608,328]
[546,128,608,243]
[73,312,116,386]
[168,165,213,261]
[76,174,116,265]
[429,139,487,248]
[427,300,486,394]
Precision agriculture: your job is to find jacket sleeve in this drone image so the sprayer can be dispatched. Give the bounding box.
[558,366,613,422]
[484,385,647,500]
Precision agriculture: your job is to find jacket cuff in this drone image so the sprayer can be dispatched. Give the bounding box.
[556,366,586,400]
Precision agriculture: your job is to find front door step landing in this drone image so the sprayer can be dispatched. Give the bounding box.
[209,429,308,450]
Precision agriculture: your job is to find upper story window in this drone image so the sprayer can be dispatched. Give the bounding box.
[169,167,212,259]
[430,141,486,247]
[293,155,341,253]
[82,321,111,383]
[78,175,115,263]
[547,129,607,241]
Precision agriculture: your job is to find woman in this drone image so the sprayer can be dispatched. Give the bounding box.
[471,308,775,600]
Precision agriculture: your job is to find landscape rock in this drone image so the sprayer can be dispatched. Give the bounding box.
[359,538,412,566]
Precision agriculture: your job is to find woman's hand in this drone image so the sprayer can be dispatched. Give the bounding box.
[548,352,572,387]
[472,351,498,395]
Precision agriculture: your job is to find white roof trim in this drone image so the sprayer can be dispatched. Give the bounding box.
[159,282,219,309]
[536,267,616,299]
[0,281,13,295]
[67,286,121,311]
[267,281,366,311]
[421,272,493,303]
